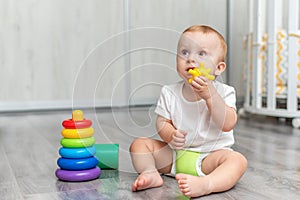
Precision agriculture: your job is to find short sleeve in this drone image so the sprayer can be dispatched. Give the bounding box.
[155,86,172,120]
[223,86,237,110]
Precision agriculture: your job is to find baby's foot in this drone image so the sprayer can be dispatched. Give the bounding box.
[132,170,163,192]
[175,173,213,198]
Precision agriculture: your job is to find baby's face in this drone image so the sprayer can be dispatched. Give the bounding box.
[176,31,224,82]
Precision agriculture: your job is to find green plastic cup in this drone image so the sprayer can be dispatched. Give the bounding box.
[176,150,200,176]
[94,144,119,169]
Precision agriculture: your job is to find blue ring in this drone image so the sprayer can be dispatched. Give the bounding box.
[57,157,98,170]
[59,146,96,159]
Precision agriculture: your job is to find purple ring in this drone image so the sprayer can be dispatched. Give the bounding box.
[55,167,101,182]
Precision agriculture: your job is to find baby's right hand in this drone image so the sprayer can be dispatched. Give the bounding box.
[170,130,187,150]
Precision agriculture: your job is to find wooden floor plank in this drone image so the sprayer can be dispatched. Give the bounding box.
[0,145,23,200]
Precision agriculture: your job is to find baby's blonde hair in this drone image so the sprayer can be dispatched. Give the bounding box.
[182,25,227,62]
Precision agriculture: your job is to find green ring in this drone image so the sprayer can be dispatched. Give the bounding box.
[60,137,95,148]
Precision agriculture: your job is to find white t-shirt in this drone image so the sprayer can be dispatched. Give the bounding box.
[155,81,236,153]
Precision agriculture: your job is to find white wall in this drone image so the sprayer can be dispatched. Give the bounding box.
[126,0,228,105]
[0,0,234,111]
[0,0,124,111]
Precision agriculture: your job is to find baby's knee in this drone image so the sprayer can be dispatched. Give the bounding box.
[232,151,248,170]
[129,137,151,152]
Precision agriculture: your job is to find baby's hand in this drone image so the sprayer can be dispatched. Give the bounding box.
[190,76,216,101]
[169,130,187,150]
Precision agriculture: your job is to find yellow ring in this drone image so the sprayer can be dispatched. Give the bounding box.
[61,128,94,139]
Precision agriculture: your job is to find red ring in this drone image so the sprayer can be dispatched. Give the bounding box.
[62,119,92,129]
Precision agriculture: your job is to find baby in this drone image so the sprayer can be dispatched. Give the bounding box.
[129,25,247,198]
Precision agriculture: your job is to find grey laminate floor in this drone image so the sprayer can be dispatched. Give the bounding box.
[0,107,299,200]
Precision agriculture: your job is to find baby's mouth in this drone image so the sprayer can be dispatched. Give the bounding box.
[187,66,195,72]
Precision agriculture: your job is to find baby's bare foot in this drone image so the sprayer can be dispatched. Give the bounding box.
[132,170,163,192]
[175,173,213,198]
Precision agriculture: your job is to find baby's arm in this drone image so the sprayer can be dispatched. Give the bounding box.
[156,115,187,149]
[205,87,237,132]
[190,77,237,131]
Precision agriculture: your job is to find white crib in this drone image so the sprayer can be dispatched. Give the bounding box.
[242,0,300,128]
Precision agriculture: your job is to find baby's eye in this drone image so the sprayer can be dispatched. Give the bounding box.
[199,51,206,56]
[181,49,189,56]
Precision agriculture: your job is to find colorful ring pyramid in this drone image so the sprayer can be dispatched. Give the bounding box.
[55,110,101,181]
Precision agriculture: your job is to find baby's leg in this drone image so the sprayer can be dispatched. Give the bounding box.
[129,138,173,191]
[176,149,247,197]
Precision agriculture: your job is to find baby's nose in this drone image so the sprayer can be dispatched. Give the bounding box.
[187,53,197,63]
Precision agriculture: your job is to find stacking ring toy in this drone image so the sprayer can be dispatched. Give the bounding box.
[62,110,92,129]
[60,137,95,148]
[61,127,94,139]
[59,146,96,158]
[55,167,101,182]
[57,157,98,170]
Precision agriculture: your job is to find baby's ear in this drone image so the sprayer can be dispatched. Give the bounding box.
[215,62,226,76]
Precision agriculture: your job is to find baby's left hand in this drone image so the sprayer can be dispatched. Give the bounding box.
[190,76,216,101]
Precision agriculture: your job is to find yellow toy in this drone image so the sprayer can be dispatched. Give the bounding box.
[188,62,215,83]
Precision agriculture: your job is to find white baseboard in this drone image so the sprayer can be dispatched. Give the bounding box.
[0,98,157,112]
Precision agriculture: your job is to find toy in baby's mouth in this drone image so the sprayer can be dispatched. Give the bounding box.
[188,62,215,83]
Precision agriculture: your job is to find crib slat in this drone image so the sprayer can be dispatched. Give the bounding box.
[245,33,252,108]
[266,0,279,110]
[245,0,253,108]
[252,0,264,109]
[287,0,299,112]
